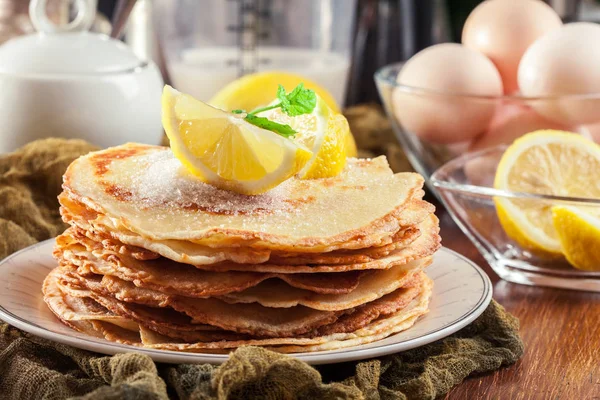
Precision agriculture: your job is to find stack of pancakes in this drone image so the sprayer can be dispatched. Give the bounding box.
[44,143,441,353]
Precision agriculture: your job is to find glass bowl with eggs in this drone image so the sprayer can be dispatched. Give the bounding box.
[375,0,600,179]
[375,0,600,290]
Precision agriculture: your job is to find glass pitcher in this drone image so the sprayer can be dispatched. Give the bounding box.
[153,0,356,106]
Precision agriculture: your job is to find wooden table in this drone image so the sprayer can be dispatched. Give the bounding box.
[437,208,600,400]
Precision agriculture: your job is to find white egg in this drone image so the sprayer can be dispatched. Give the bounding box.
[462,0,562,94]
[392,43,502,144]
[518,22,600,125]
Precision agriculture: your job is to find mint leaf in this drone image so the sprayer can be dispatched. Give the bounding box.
[244,114,296,137]
[276,84,290,110]
[231,83,316,138]
[281,83,316,116]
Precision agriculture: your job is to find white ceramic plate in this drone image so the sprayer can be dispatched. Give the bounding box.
[0,240,492,365]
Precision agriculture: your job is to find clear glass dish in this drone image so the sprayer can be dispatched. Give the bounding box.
[375,62,600,180]
[431,146,600,292]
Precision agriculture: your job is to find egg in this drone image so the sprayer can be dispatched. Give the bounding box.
[462,0,562,94]
[518,22,600,126]
[469,103,568,152]
[392,43,502,144]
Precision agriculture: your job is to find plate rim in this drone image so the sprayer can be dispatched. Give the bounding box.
[0,239,493,365]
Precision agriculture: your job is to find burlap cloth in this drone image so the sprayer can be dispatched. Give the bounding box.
[0,139,524,400]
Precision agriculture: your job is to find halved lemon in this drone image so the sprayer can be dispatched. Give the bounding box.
[494,130,600,257]
[209,71,357,158]
[258,95,348,179]
[552,206,600,271]
[209,71,341,113]
[162,85,312,195]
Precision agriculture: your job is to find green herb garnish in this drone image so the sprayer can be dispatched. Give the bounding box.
[244,114,297,137]
[232,83,317,138]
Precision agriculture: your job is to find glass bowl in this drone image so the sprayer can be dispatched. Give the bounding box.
[375,62,600,180]
[431,146,600,292]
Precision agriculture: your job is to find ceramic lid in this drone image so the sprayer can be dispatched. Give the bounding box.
[0,0,143,75]
[0,33,143,75]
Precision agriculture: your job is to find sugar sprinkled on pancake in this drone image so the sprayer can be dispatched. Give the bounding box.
[128,148,293,215]
[63,143,425,248]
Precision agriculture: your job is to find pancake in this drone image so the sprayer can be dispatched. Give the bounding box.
[59,193,272,265]
[56,272,249,342]
[57,237,275,298]
[43,268,139,339]
[53,263,428,337]
[265,223,421,264]
[69,255,427,312]
[141,276,423,341]
[60,278,346,338]
[49,280,431,353]
[59,269,424,340]
[57,234,385,297]
[46,266,430,349]
[218,258,430,310]
[45,268,147,346]
[60,197,428,266]
[60,191,434,265]
[140,276,431,352]
[62,143,427,251]
[57,268,221,330]
[61,208,430,265]
[59,214,440,276]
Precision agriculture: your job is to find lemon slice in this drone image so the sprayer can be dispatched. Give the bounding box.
[162,85,312,195]
[552,206,600,271]
[258,95,348,179]
[494,130,600,256]
[209,71,357,158]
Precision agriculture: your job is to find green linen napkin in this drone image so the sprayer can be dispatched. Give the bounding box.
[0,138,524,400]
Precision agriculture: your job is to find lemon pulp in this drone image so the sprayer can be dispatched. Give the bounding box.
[258,96,349,179]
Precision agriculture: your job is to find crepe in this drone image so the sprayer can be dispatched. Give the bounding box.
[53,266,424,338]
[59,213,440,277]
[60,191,434,265]
[60,195,431,266]
[62,144,427,251]
[218,258,430,310]
[44,266,432,351]
[62,250,427,312]
[58,233,415,297]
[43,268,139,340]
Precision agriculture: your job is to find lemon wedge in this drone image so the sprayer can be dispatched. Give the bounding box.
[209,71,357,158]
[494,130,600,257]
[162,85,312,195]
[552,206,600,271]
[257,95,348,179]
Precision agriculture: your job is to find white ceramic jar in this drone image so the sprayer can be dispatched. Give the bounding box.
[0,0,164,152]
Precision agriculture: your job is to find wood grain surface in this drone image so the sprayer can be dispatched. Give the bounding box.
[438,209,600,400]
